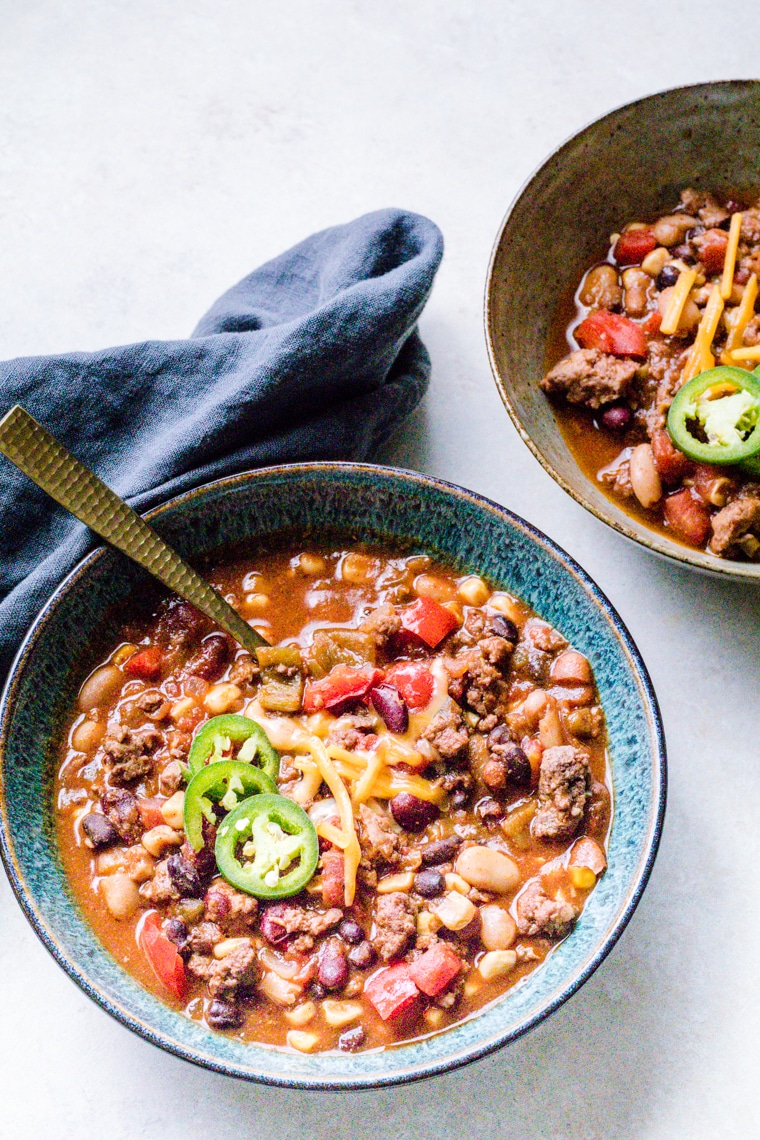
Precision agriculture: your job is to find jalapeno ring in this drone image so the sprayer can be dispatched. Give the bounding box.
[187,714,279,781]
[667,366,760,465]
[215,793,319,899]
[183,760,277,852]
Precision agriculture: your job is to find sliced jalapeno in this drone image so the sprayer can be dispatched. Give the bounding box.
[667,366,760,465]
[183,760,277,852]
[187,714,279,781]
[215,793,319,899]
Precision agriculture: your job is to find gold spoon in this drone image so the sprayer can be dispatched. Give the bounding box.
[0,404,267,654]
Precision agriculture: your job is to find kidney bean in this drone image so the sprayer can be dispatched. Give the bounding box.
[317,938,349,991]
[370,685,409,734]
[347,941,377,969]
[421,836,462,866]
[186,633,231,682]
[81,813,119,848]
[207,998,245,1030]
[390,793,439,832]
[414,868,445,898]
[600,403,632,432]
[338,1026,366,1051]
[338,918,364,945]
[259,904,289,945]
[167,853,203,898]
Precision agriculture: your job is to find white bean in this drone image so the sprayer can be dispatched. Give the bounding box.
[455,846,520,894]
[629,444,663,509]
[478,950,517,981]
[100,874,140,920]
[479,905,517,951]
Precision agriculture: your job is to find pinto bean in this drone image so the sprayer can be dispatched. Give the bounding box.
[621,267,651,317]
[652,213,698,247]
[550,651,593,686]
[629,444,663,509]
[455,846,520,894]
[78,666,124,712]
[578,264,622,310]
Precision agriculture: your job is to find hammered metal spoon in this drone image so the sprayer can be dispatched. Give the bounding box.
[0,404,267,654]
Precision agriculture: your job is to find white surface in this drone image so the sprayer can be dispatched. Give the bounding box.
[1,3,759,1137]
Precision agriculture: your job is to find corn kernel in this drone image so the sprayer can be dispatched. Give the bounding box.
[169,696,197,722]
[457,576,490,607]
[204,683,242,715]
[213,937,252,960]
[435,891,477,931]
[463,974,483,999]
[423,1007,445,1029]
[478,950,517,981]
[111,643,137,666]
[416,910,442,937]
[377,871,415,894]
[488,594,524,625]
[160,791,185,830]
[141,825,183,857]
[444,872,471,896]
[569,866,597,890]
[322,1000,363,1028]
[284,1002,316,1027]
[286,1030,320,1053]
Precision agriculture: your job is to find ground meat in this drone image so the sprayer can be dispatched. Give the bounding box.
[134,689,170,719]
[516,879,578,940]
[358,804,401,867]
[139,858,180,905]
[532,745,591,840]
[541,348,638,410]
[449,651,509,717]
[327,711,377,752]
[265,903,343,953]
[186,953,214,981]
[102,723,162,785]
[422,704,469,762]
[158,760,183,796]
[441,767,475,808]
[207,942,258,998]
[372,892,417,962]
[679,188,729,229]
[99,788,142,843]
[740,207,760,246]
[481,726,531,791]
[228,653,259,687]
[642,338,690,434]
[204,880,259,931]
[186,921,223,954]
[360,604,402,649]
[709,488,760,555]
[743,314,760,348]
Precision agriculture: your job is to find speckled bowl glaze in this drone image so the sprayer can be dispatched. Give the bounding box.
[0,463,665,1088]
[485,79,760,580]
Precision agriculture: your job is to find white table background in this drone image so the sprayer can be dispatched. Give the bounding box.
[1,3,759,1137]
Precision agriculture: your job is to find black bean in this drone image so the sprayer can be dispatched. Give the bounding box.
[207,998,245,1031]
[487,615,518,644]
[450,788,471,810]
[656,264,681,291]
[81,812,119,848]
[317,938,349,991]
[348,941,377,969]
[309,980,327,1000]
[414,868,445,898]
[718,216,733,231]
[421,836,462,866]
[167,853,203,898]
[164,918,188,946]
[338,1026,366,1051]
[390,793,439,832]
[338,918,364,945]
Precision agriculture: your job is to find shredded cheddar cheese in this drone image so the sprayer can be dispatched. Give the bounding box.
[680,283,725,384]
[721,273,759,366]
[720,212,743,299]
[315,820,348,848]
[300,737,361,906]
[660,267,698,335]
[352,748,385,805]
[727,345,760,362]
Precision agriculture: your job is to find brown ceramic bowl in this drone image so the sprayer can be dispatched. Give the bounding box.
[485,79,760,580]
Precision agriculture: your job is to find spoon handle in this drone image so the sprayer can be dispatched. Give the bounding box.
[0,405,267,654]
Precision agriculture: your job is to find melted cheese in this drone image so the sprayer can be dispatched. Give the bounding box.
[721,212,743,300]
[660,267,698,335]
[680,283,725,385]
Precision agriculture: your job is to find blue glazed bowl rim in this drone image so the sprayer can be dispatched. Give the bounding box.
[0,461,666,1089]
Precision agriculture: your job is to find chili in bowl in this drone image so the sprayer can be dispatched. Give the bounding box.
[0,463,664,1087]
[485,78,760,579]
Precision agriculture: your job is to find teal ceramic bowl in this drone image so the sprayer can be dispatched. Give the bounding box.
[0,463,665,1088]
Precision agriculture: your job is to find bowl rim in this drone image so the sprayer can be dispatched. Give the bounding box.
[0,460,667,1088]
[484,77,760,581]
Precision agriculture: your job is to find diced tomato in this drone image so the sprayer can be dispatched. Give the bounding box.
[364,964,420,1021]
[400,597,459,649]
[137,797,166,829]
[302,664,385,713]
[695,228,728,275]
[408,943,462,997]
[124,645,163,682]
[140,912,187,1001]
[652,430,694,485]
[384,662,435,710]
[613,230,657,266]
[320,850,345,908]
[641,310,662,336]
[691,463,736,505]
[574,310,648,360]
[663,489,712,547]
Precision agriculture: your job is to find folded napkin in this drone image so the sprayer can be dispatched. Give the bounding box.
[0,208,443,680]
